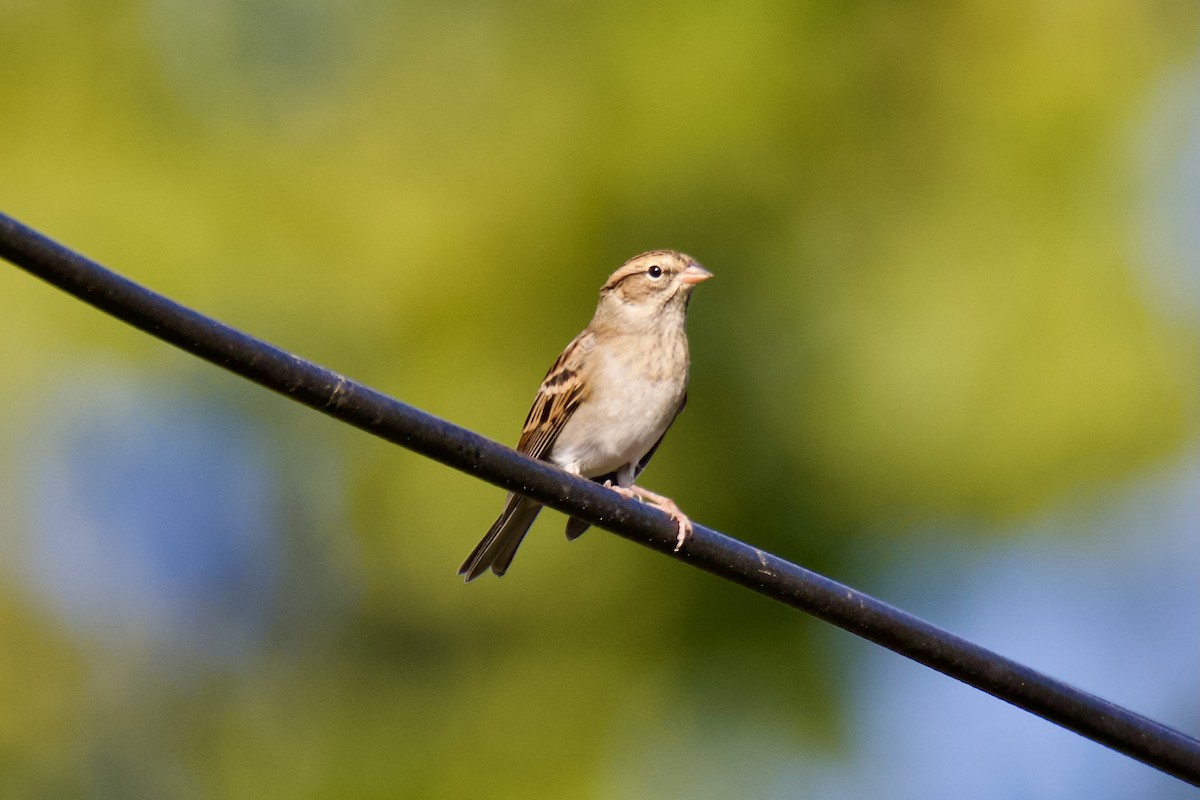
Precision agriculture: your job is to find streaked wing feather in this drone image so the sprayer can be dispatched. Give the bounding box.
[516,331,592,460]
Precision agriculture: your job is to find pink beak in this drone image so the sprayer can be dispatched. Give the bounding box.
[681,263,714,285]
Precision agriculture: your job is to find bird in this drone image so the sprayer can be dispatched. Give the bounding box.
[459,250,712,582]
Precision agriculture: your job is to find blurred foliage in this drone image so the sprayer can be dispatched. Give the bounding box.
[1,0,1198,797]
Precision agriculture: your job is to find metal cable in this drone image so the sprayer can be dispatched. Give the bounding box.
[3,212,1197,786]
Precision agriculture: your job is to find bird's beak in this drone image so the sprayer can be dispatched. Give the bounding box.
[680,263,713,285]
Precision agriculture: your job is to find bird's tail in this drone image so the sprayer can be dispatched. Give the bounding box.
[459,494,543,581]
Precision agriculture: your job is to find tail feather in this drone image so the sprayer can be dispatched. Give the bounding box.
[459,494,543,581]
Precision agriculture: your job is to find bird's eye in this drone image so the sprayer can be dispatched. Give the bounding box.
[647,265,663,279]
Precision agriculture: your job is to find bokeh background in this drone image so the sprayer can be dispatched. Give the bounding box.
[1,1,1198,797]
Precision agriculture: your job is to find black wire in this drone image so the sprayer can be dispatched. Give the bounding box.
[3,211,1198,785]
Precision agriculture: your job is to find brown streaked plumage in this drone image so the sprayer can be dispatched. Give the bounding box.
[459,250,712,581]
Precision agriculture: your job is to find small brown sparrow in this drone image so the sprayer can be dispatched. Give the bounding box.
[459,250,712,581]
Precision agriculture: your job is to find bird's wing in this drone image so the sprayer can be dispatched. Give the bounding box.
[516,331,593,460]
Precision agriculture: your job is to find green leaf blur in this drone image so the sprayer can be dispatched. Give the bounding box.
[1,1,1197,797]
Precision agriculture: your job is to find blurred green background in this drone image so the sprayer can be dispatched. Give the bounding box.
[1,1,1198,797]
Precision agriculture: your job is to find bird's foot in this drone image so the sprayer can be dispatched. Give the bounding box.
[603,483,693,552]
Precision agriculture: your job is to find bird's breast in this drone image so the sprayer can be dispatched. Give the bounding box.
[549,332,689,478]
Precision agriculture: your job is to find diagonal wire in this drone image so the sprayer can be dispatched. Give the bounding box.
[2,211,1198,786]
